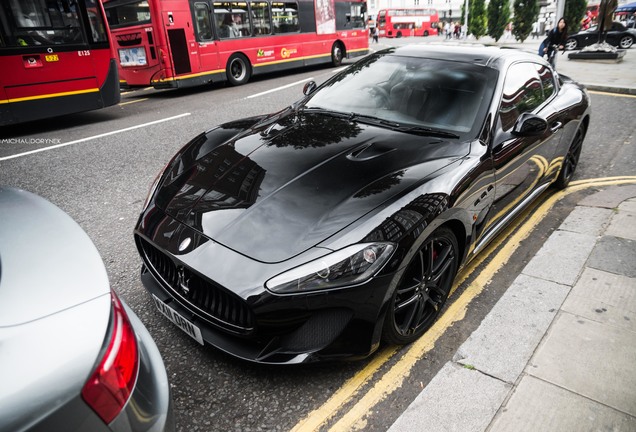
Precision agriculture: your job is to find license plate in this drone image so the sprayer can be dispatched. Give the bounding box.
[153,295,204,345]
[45,54,59,62]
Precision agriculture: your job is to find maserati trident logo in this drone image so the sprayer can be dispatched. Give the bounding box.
[178,237,192,252]
[177,267,191,296]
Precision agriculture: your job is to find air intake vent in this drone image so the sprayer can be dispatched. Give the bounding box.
[139,238,255,333]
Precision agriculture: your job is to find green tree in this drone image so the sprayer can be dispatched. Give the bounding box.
[512,0,539,42]
[487,0,511,41]
[469,0,488,38]
[564,0,587,34]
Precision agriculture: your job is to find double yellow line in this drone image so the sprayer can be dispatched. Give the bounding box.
[291,176,636,432]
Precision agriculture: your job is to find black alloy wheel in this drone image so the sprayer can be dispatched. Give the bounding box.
[554,127,585,189]
[382,227,459,345]
[226,53,252,86]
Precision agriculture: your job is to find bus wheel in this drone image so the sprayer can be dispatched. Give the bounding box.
[396,31,402,38]
[226,54,252,86]
[424,30,429,37]
[331,42,344,67]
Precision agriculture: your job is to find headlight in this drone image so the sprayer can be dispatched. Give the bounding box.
[266,243,395,294]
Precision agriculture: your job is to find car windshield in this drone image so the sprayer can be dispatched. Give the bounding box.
[305,53,498,137]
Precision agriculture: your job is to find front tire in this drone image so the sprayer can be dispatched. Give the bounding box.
[619,35,634,49]
[382,227,459,345]
[554,126,585,189]
[226,53,252,86]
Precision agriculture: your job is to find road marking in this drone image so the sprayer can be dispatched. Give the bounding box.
[588,90,636,98]
[0,113,191,162]
[119,98,148,106]
[292,176,636,432]
[246,77,315,99]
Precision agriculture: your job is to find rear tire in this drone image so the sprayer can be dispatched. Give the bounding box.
[396,31,403,38]
[226,53,251,86]
[382,226,459,345]
[331,42,344,67]
[554,126,585,189]
[565,38,578,51]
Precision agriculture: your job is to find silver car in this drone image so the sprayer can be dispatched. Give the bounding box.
[0,187,174,432]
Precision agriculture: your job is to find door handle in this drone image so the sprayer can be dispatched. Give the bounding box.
[550,122,563,133]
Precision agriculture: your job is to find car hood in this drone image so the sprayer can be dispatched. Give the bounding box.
[0,188,110,326]
[157,112,469,263]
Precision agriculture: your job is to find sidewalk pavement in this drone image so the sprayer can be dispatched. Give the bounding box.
[388,185,636,432]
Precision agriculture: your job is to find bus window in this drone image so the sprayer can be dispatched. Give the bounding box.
[4,0,82,46]
[272,2,299,33]
[250,2,271,35]
[86,0,109,43]
[336,1,365,30]
[105,0,151,29]
[213,2,250,38]
[194,2,213,41]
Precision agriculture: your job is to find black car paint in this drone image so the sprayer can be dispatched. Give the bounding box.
[135,46,591,363]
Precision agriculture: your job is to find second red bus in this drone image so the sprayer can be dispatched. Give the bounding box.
[377,8,439,38]
[103,0,369,89]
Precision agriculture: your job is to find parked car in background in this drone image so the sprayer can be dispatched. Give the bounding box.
[565,21,636,49]
[0,187,174,432]
[135,45,590,364]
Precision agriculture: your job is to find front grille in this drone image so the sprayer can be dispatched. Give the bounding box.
[139,238,255,332]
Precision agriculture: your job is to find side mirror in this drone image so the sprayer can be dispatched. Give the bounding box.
[303,81,318,96]
[512,113,548,137]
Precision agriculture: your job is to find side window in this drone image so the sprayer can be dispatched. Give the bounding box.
[335,2,365,30]
[272,2,299,33]
[194,2,213,41]
[213,2,250,38]
[499,62,545,131]
[535,63,555,100]
[250,2,271,35]
[349,3,366,29]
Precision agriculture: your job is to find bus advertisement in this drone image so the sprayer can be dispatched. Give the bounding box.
[0,0,120,126]
[103,0,369,89]
[377,8,439,38]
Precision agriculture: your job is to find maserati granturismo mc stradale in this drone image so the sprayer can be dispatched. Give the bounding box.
[134,45,590,364]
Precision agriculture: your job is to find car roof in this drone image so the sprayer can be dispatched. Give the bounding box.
[383,43,543,69]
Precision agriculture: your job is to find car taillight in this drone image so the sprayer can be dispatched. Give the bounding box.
[82,291,139,424]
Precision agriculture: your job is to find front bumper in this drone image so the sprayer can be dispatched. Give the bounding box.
[135,209,394,364]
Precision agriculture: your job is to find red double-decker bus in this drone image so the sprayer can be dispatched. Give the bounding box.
[377,8,439,38]
[103,0,369,89]
[0,0,120,126]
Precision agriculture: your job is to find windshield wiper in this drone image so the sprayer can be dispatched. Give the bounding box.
[348,113,401,128]
[300,109,460,139]
[349,113,460,139]
[393,126,460,139]
[298,106,350,119]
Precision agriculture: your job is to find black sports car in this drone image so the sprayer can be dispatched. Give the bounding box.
[565,21,636,50]
[135,45,590,364]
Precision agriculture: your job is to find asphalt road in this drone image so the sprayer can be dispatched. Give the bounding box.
[1,56,634,432]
